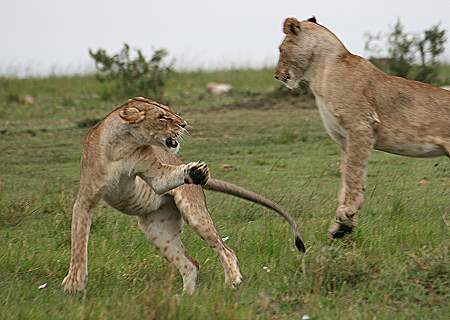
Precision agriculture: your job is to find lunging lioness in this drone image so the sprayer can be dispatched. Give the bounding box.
[62,97,304,294]
[275,17,450,239]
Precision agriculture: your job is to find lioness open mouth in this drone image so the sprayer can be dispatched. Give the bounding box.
[165,137,179,149]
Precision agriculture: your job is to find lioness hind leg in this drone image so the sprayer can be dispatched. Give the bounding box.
[173,188,242,288]
[62,188,101,293]
[329,128,375,239]
[137,201,199,295]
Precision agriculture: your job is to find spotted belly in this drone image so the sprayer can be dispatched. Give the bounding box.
[103,176,168,216]
[375,140,446,157]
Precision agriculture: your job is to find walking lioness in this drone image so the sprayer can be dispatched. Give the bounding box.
[62,97,304,295]
[275,16,450,239]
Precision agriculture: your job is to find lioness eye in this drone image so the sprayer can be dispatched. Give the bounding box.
[159,115,167,120]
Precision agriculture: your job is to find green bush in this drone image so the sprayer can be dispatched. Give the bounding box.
[89,43,174,99]
[365,19,447,85]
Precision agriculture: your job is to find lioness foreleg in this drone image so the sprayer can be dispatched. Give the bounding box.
[329,127,375,239]
[62,189,101,293]
[136,156,209,194]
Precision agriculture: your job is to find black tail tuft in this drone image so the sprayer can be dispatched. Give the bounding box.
[295,236,306,253]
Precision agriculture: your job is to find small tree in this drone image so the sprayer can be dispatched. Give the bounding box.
[365,19,447,84]
[89,44,174,99]
[386,19,416,78]
[414,24,447,82]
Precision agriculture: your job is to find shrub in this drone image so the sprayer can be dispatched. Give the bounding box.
[365,19,447,85]
[89,43,174,99]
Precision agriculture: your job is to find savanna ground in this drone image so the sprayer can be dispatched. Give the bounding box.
[0,68,449,319]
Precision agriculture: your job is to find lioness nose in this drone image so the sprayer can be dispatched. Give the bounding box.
[179,122,187,128]
[274,74,280,80]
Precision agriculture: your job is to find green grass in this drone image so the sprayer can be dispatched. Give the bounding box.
[0,68,449,319]
[439,63,450,83]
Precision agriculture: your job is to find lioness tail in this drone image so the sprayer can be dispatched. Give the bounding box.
[203,178,305,253]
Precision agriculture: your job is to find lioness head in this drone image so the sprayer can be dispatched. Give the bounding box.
[118,97,187,153]
[274,16,319,89]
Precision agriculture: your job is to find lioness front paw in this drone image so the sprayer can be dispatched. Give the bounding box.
[62,271,87,294]
[328,221,354,239]
[328,205,357,239]
[184,161,209,185]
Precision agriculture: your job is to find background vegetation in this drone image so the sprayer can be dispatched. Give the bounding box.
[89,44,174,100]
[365,19,448,84]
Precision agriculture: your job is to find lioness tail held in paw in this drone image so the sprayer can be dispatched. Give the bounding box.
[62,97,304,295]
[275,16,450,239]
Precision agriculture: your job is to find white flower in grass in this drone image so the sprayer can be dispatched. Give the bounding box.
[38,283,47,289]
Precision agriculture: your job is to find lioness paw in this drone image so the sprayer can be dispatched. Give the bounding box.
[62,271,87,294]
[328,206,357,239]
[185,161,209,185]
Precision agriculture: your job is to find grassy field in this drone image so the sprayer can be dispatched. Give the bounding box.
[0,68,449,319]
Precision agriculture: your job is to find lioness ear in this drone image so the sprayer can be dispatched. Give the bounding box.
[283,17,301,35]
[119,107,145,124]
[307,16,317,23]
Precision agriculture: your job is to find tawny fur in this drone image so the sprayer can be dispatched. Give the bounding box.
[275,17,450,239]
[62,97,303,295]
